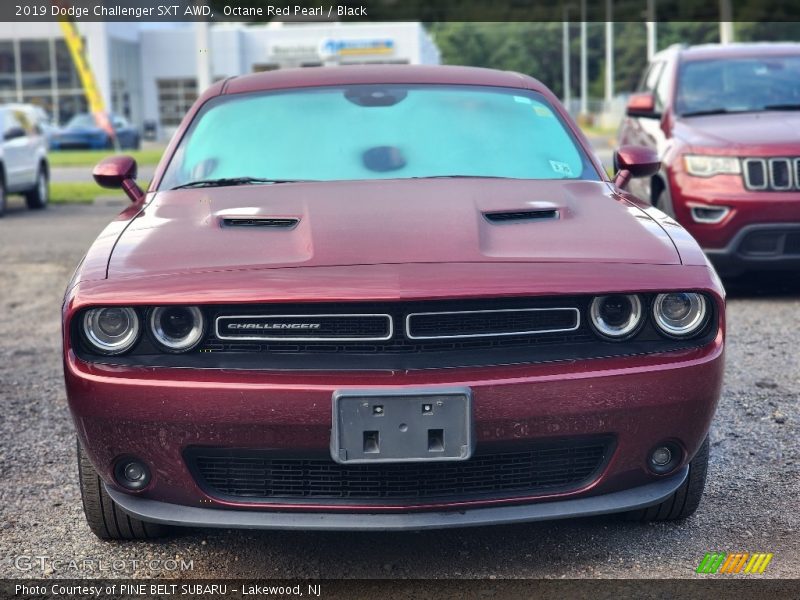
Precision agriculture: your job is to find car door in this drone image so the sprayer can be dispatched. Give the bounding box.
[18,108,44,184]
[2,109,33,192]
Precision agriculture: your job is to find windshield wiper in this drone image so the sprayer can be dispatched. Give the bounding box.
[681,108,740,117]
[408,175,513,179]
[171,177,314,190]
[761,103,800,111]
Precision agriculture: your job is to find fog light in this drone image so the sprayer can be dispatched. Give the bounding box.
[690,205,729,224]
[114,458,151,490]
[651,446,672,466]
[647,442,681,475]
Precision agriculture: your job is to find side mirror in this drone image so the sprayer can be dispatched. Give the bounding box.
[93,155,145,204]
[3,126,26,141]
[613,145,660,189]
[626,92,660,119]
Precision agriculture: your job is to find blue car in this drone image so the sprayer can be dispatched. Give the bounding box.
[50,113,140,151]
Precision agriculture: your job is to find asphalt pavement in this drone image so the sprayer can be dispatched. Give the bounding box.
[0,193,798,580]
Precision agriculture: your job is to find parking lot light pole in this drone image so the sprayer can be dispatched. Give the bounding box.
[563,9,571,110]
[646,0,657,60]
[195,18,212,92]
[605,0,614,106]
[580,0,588,118]
[720,0,734,43]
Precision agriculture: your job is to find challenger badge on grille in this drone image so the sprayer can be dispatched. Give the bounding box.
[215,314,393,341]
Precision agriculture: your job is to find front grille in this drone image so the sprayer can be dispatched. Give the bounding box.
[187,438,611,504]
[786,233,800,255]
[216,314,392,341]
[739,229,800,257]
[406,308,578,339]
[82,295,717,370]
[743,157,800,191]
[200,297,594,356]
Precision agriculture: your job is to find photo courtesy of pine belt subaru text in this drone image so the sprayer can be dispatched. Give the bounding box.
[63,65,725,539]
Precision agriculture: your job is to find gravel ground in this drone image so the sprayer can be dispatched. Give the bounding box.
[0,197,798,580]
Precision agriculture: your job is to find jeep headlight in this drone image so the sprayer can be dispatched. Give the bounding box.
[684,155,741,177]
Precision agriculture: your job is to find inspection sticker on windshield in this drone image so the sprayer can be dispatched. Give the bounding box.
[549,160,574,177]
[533,105,554,117]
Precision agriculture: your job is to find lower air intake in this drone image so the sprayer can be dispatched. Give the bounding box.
[187,438,611,505]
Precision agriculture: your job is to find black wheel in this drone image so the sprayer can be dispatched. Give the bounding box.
[627,436,709,522]
[24,165,48,210]
[77,438,169,540]
[0,175,6,217]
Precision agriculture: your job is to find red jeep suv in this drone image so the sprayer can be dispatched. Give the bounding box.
[619,43,800,277]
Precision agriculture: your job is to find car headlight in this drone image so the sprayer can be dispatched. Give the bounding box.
[652,293,708,338]
[82,307,140,355]
[589,294,643,340]
[684,155,741,177]
[149,306,205,352]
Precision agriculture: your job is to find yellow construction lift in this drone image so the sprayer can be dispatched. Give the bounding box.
[55,10,117,147]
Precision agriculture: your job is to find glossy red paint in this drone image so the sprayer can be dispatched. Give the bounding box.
[92,155,145,204]
[625,92,657,117]
[619,43,800,276]
[64,66,725,527]
[105,180,680,281]
[613,146,660,189]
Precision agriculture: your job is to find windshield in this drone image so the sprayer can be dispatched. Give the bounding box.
[67,114,97,128]
[159,84,596,189]
[677,55,800,116]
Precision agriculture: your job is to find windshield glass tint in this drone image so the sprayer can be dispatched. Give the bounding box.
[67,114,96,128]
[677,55,800,115]
[159,85,594,188]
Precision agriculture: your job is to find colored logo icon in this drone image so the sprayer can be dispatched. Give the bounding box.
[697,552,773,574]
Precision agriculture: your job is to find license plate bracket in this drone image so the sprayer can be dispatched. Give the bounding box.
[331,388,473,464]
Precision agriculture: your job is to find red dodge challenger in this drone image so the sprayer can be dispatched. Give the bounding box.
[63,66,724,539]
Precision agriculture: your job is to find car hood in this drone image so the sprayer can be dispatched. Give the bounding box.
[675,111,800,150]
[106,179,680,279]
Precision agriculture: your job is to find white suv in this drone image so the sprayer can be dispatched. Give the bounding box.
[0,104,50,217]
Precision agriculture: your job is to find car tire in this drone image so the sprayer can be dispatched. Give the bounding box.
[626,435,709,522]
[24,165,48,210]
[77,438,169,540]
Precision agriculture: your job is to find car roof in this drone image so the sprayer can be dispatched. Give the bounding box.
[221,65,545,96]
[659,42,800,62]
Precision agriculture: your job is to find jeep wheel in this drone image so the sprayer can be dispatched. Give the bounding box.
[77,439,168,540]
[627,436,709,522]
[24,166,48,210]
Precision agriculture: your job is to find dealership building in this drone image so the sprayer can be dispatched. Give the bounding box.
[0,21,440,136]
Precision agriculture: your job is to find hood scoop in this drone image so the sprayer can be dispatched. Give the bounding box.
[483,209,559,224]
[222,217,299,229]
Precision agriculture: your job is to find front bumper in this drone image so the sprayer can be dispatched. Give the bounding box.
[704,223,800,276]
[670,173,800,272]
[66,327,723,521]
[107,466,688,530]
